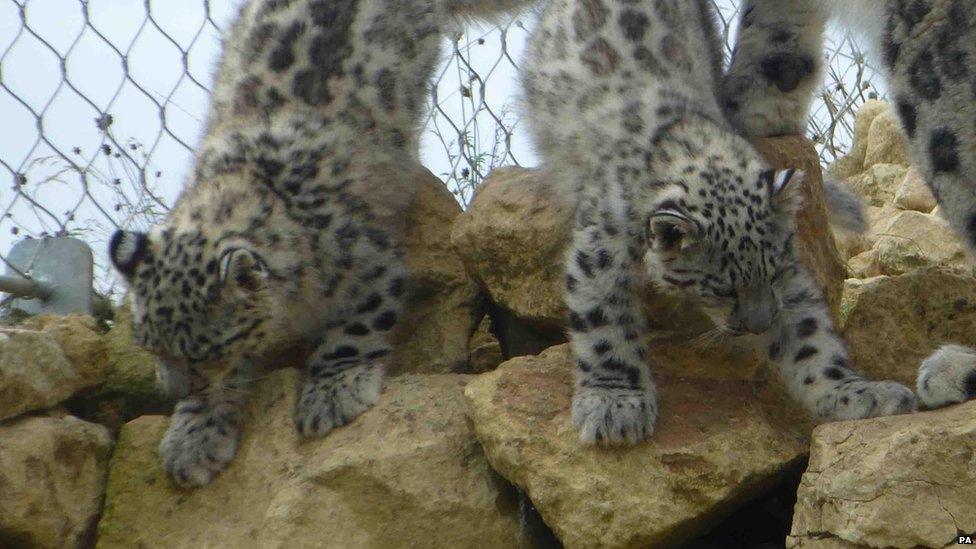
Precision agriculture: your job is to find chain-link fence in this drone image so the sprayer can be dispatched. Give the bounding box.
[0,0,885,304]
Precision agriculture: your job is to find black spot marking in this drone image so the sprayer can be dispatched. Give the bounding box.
[365,349,390,360]
[965,370,976,398]
[967,213,976,250]
[618,9,649,41]
[586,307,608,328]
[794,346,818,362]
[356,293,383,314]
[293,69,332,105]
[375,68,396,112]
[909,50,942,100]
[576,251,594,278]
[566,275,578,293]
[344,323,370,336]
[898,0,931,28]
[824,367,845,380]
[569,311,588,332]
[896,101,917,138]
[326,346,358,360]
[593,340,612,355]
[803,376,815,385]
[796,318,818,338]
[372,310,397,331]
[268,21,305,72]
[768,341,781,360]
[388,277,405,297]
[930,128,959,173]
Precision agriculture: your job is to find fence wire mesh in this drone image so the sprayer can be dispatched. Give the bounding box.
[0,0,885,302]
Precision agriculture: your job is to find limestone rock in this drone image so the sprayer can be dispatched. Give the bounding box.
[96,370,520,548]
[450,167,574,332]
[464,344,810,548]
[846,164,908,207]
[872,210,973,275]
[842,269,976,389]
[863,108,911,168]
[22,315,108,384]
[787,401,976,548]
[827,100,889,180]
[452,137,845,349]
[893,168,937,213]
[0,329,87,421]
[386,166,484,374]
[846,249,881,279]
[0,415,113,549]
[366,163,484,375]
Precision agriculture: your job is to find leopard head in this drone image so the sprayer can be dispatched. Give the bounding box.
[643,161,803,335]
[109,226,276,370]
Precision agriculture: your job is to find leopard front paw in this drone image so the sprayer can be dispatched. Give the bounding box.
[572,387,657,445]
[159,403,242,487]
[294,364,383,437]
[918,344,976,409]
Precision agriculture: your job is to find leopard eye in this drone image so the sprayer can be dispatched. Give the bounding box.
[648,211,698,253]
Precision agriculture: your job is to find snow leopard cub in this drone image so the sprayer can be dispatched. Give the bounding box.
[109,0,534,487]
[723,0,976,409]
[521,0,917,444]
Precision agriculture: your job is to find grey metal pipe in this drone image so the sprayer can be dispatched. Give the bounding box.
[0,275,50,300]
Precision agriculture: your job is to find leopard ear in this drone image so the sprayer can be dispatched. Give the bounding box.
[218,248,269,294]
[767,168,805,213]
[109,230,149,277]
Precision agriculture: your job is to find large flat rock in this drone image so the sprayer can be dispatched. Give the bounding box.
[96,370,520,548]
[463,344,811,548]
[788,401,976,548]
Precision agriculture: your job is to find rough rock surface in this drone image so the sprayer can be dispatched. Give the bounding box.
[893,168,937,213]
[787,401,976,548]
[845,164,907,208]
[0,328,92,421]
[863,108,911,168]
[0,415,113,549]
[452,137,845,346]
[846,249,881,279]
[828,100,889,180]
[381,165,484,374]
[464,344,811,548]
[872,210,973,275]
[97,370,519,548]
[22,315,108,383]
[842,268,976,389]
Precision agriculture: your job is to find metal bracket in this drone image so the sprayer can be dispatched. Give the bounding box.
[1,237,94,316]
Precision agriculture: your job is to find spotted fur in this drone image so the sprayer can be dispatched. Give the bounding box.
[109,0,534,487]
[522,0,916,445]
[724,0,976,411]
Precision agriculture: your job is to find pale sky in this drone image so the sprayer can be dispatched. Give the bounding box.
[0,0,877,296]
